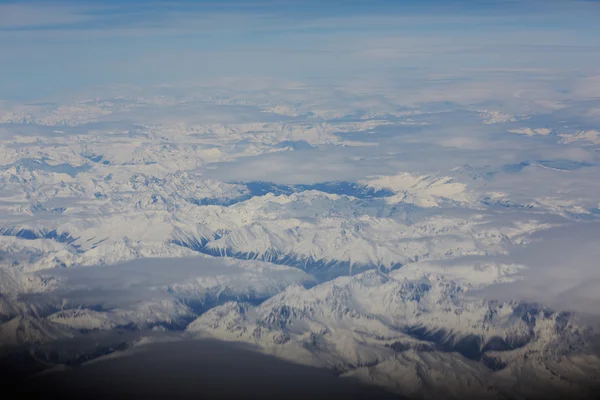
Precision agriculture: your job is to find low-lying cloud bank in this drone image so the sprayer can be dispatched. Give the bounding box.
[478,222,600,318]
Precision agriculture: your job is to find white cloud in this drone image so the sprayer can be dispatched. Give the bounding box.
[480,223,600,316]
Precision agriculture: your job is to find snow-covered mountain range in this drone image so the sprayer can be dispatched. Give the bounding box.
[186,262,599,399]
[2,90,600,398]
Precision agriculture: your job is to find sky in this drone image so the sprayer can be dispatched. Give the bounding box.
[2,0,600,100]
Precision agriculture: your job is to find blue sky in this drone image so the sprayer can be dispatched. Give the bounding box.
[1,0,600,100]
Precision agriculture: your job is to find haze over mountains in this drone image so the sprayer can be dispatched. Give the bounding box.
[2,84,600,398]
[2,0,600,399]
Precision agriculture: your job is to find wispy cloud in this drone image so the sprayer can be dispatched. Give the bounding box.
[0,3,101,29]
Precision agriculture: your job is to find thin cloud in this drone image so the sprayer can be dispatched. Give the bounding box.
[0,3,102,29]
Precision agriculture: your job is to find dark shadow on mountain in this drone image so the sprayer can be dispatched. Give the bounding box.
[171,237,402,282]
[397,325,533,370]
[6,339,400,400]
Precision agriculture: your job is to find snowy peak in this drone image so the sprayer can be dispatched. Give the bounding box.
[186,266,600,399]
[361,173,472,207]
